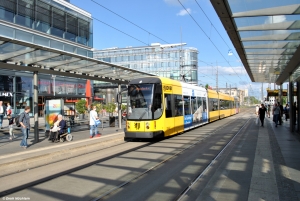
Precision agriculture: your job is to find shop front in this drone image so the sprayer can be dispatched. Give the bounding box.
[0,70,92,117]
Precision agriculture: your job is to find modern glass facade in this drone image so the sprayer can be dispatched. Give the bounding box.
[0,70,88,117]
[94,43,198,84]
[0,0,93,47]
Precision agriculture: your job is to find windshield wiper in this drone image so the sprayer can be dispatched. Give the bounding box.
[139,109,148,119]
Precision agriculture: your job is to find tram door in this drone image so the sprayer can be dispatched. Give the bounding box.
[164,94,174,136]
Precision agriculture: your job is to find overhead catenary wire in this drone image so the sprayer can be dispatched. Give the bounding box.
[91,0,170,44]
[92,16,148,46]
[194,0,256,94]
[177,0,242,81]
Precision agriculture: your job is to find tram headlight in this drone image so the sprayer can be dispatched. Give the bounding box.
[146,122,150,130]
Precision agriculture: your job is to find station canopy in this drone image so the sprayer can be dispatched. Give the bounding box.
[0,30,153,84]
[211,0,300,84]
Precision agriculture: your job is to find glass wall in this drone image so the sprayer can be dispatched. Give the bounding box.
[0,72,88,117]
[94,47,198,84]
[0,0,93,47]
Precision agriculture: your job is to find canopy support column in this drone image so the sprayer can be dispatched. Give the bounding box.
[33,71,39,142]
[118,84,122,129]
[289,76,294,132]
[297,82,300,132]
[279,84,283,105]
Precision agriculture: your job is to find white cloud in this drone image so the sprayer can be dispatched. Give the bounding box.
[265,15,286,24]
[177,8,191,16]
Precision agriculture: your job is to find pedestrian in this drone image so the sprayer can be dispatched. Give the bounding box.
[255,105,259,116]
[258,104,267,127]
[284,104,290,121]
[19,106,31,149]
[278,102,284,125]
[273,103,281,127]
[89,105,100,138]
[7,115,14,140]
[0,101,6,129]
[267,105,271,118]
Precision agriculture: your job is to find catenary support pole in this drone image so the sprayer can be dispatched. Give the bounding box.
[118,84,122,129]
[279,84,283,105]
[33,71,39,142]
[13,76,16,116]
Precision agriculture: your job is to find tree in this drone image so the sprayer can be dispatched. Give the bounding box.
[244,96,260,105]
[75,99,87,114]
[92,102,104,115]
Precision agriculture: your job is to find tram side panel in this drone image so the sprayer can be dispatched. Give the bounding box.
[162,81,184,137]
[208,89,220,122]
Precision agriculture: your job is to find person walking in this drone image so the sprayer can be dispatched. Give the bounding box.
[89,105,100,138]
[273,103,281,127]
[0,101,6,129]
[8,115,14,140]
[19,106,31,149]
[258,104,267,127]
[284,104,290,121]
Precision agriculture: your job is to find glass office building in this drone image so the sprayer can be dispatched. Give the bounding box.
[94,43,198,84]
[0,0,93,48]
[0,0,93,116]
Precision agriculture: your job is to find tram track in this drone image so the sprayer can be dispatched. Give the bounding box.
[174,116,251,201]
[4,110,252,200]
[92,112,252,201]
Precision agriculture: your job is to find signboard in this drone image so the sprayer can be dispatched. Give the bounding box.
[0,92,13,97]
[45,99,63,130]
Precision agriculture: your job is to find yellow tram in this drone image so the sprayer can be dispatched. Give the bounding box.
[125,77,239,140]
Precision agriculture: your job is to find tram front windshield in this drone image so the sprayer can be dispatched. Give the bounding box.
[127,84,162,120]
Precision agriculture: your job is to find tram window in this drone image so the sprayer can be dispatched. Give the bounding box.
[153,84,163,119]
[165,94,173,118]
[174,95,183,116]
[209,98,218,111]
[191,97,197,114]
[183,96,191,115]
[203,98,207,112]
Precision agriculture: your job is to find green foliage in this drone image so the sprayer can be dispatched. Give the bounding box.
[282,97,287,105]
[244,96,260,105]
[205,84,209,89]
[75,99,87,114]
[104,103,116,116]
[92,102,104,114]
[121,104,127,112]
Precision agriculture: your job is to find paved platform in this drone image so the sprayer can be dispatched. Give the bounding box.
[2,111,300,201]
[182,114,300,201]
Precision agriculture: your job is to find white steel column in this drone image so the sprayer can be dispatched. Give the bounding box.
[33,71,39,142]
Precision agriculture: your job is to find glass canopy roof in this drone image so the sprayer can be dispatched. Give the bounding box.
[211,0,300,83]
[0,40,154,84]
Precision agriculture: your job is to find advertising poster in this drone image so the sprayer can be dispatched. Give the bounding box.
[45,99,63,130]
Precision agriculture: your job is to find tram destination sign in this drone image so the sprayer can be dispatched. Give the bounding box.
[0,92,13,97]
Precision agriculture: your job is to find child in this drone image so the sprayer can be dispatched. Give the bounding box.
[7,115,14,140]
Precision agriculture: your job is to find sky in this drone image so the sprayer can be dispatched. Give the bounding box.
[70,0,270,100]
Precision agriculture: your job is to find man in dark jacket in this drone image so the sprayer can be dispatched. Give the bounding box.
[258,104,267,127]
[20,106,31,149]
